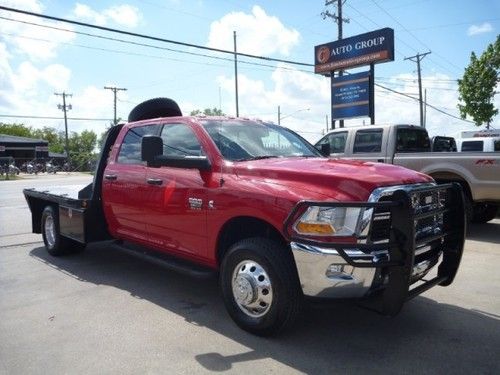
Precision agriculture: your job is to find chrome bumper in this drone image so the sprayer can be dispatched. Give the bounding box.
[290,242,377,298]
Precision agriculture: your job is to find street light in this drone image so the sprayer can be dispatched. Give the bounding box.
[277,106,310,125]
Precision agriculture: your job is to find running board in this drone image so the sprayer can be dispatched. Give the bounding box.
[113,241,217,279]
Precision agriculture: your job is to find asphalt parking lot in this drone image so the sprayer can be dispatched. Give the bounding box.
[1,173,499,374]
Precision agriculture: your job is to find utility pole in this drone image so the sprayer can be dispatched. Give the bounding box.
[233,31,239,117]
[405,51,431,127]
[55,92,72,164]
[278,105,281,125]
[104,86,127,124]
[322,0,349,129]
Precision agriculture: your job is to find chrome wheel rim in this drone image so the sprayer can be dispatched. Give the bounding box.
[231,260,273,318]
[44,214,56,248]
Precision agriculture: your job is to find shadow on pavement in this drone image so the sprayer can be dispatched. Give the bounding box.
[467,220,500,244]
[30,244,499,374]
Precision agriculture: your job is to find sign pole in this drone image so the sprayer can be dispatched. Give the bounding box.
[370,63,375,125]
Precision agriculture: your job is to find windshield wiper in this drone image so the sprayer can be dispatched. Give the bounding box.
[234,155,278,161]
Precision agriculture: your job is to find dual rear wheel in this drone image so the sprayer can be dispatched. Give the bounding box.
[41,206,85,256]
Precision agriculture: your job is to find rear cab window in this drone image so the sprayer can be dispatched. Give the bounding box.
[353,129,383,153]
[395,127,431,153]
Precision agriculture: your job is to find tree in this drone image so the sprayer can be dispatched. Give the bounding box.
[68,130,97,171]
[31,127,65,153]
[458,35,500,128]
[0,123,32,137]
[190,108,225,116]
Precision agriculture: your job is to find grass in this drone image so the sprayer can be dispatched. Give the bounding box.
[0,174,21,181]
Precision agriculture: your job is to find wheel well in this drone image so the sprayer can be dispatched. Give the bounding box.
[429,172,472,200]
[215,216,287,265]
[26,197,54,234]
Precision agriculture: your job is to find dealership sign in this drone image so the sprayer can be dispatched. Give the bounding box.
[332,71,372,120]
[315,28,394,73]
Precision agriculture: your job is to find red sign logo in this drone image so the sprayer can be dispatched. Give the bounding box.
[317,46,330,64]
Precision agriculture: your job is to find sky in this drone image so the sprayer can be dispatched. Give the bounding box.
[0,0,499,143]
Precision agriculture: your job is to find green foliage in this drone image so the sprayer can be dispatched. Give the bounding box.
[190,108,225,116]
[0,123,32,137]
[458,35,500,127]
[68,130,98,170]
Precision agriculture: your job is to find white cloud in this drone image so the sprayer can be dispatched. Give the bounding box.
[104,5,142,28]
[73,3,107,26]
[467,22,493,36]
[213,68,496,143]
[207,5,300,56]
[0,0,76,61]
[72,3,142,28]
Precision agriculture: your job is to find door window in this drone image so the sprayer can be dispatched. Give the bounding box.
[160,123,203,157]
[117,125,160,164]
[319,131,348,153]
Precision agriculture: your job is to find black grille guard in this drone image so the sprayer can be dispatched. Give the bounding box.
[284,183,466,315]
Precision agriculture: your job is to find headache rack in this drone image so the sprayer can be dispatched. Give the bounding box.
[286,183,465,315]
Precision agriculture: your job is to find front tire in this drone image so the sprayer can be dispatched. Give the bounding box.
[220,238,302,336]
[471,203,498,224]
[41,206,85,256]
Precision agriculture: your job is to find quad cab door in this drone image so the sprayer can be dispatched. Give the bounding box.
[102,124,160,244]
[142,122,209,258]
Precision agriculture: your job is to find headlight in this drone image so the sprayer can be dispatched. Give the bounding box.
[293,206,373,237]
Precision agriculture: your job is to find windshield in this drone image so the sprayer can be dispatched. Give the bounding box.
[201,120,320,161]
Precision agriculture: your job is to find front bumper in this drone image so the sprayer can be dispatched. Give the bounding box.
[291,242,377,298]
[286,183,466,315]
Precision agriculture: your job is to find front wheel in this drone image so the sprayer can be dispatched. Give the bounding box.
[41,206,85,256]
[471,203,499,224]
[220,238,302,336]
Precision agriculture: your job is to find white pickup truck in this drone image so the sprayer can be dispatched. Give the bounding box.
[315,124,500,223]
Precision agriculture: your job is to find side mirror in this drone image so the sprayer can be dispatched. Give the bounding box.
[141,135,211,170]
[141,135,163,165]
[315,143,331,156]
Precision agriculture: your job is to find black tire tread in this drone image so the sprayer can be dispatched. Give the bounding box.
[127,97,182,122]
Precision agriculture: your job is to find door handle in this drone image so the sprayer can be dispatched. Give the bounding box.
[104,174,117,180]
[147,178,163,185]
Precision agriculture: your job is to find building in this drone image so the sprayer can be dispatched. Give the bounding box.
[0,134,67,167]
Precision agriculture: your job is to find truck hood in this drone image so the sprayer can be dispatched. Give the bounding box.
[232,157,433,201]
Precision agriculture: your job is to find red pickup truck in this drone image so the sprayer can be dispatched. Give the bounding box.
[24,98,465,336]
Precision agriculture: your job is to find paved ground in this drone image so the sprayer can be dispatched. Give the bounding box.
[0,174,499,374]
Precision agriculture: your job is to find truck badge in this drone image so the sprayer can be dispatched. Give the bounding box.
[188,198,203,210]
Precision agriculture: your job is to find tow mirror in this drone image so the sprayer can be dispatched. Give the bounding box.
[141,135,211,170]
[141,135,163,165]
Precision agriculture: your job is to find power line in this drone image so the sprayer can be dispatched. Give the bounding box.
[0,5,313,67]
[0,114,112,121]
[0,6,475,126]
[370,0,462,73]
[0,21,314,75]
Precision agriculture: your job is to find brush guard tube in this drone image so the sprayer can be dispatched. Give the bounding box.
[285,183,465,316]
